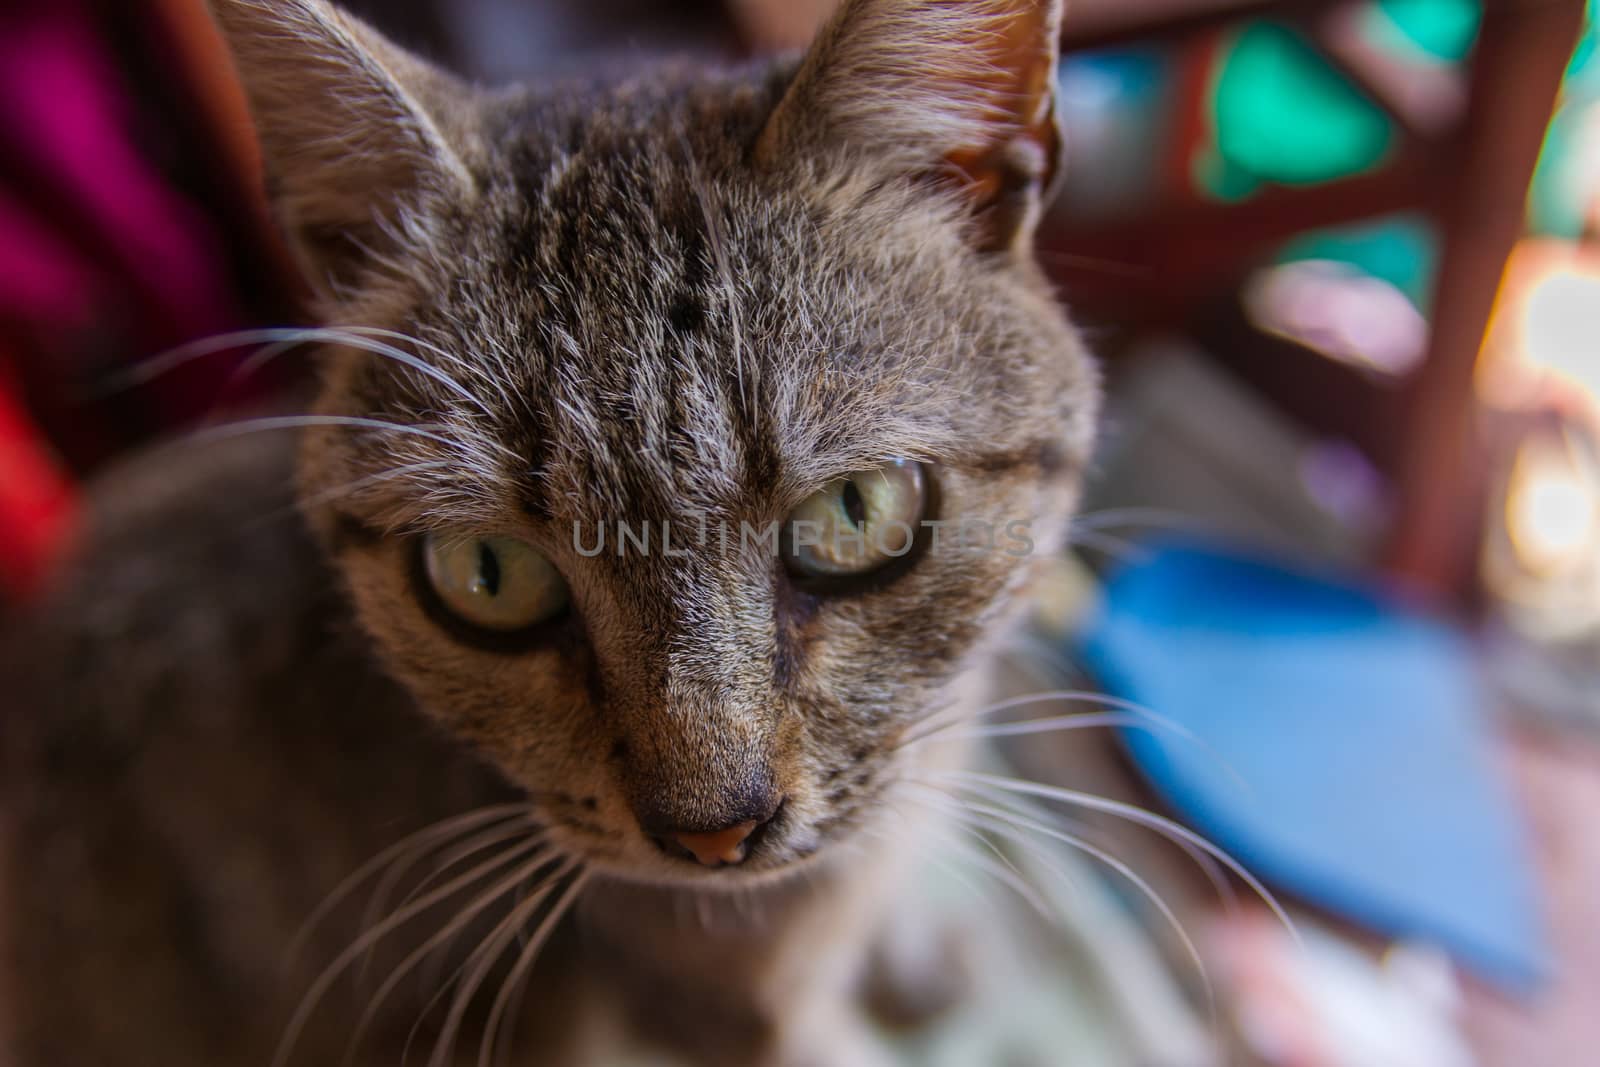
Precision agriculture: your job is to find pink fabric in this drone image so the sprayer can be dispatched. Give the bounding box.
[0,189,98,325]
[0,0,257,593]
[0,0,236,340]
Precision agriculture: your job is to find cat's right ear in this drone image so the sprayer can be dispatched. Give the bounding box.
[206,0,476,305]
[758,0,1065,257]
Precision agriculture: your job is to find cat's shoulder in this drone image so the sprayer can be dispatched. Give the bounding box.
[30,427,318,635]
[1,427,363,768]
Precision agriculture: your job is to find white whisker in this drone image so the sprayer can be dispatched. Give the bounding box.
[341,847,561,1067]
[113,327,493,417]
[904,690,1247,793]
[940,773,1239,925]
[108,328,325,389]
[182,414,459,451]
[908,780,1219,1041]
[478,870,589,1067]
[1065,527,1152,563]
[933,813,1053,918]
[1070,506,1210,535]
[425,862,582,1067]
[272,834,546,1067]
[300,460,460,514]
[942,770,1295,943]
[943,710,1140,739]
[286,804,535,970]
[355,820,546,989]
[338,326,488,385]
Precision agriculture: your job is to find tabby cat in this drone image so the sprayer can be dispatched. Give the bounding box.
[0,0,1100,1063]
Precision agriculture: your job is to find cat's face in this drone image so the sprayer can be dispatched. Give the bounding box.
[214,0,1097,886]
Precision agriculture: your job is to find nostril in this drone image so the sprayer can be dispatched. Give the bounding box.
[650,799,785,868]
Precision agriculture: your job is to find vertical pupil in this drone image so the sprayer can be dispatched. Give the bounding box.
[475,542,501,596]
[841,480,868,529]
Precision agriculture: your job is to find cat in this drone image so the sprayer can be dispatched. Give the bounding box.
[0,0,1100,1064]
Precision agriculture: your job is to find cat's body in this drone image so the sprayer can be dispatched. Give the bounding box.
[1,1,1100,1064]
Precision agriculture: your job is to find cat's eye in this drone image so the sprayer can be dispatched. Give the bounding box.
[419,532,569,634]
[782,460,929,582]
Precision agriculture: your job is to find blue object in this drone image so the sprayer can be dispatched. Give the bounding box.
[1078,541,1548,992]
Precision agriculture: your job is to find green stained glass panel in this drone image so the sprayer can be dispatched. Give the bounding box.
[1204,23,1394,197]
[1371,0,1482,63]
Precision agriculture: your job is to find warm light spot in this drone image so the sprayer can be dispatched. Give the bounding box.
[1520,269,1600,402]
[1505,433,1600,574]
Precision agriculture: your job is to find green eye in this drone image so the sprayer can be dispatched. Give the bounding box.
[783,460,929,580]
[420,533,569,633]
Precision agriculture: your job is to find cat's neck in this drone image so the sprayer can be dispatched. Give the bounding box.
[570,829,913,1061]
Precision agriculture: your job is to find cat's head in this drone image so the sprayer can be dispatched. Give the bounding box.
[211,0,1098,886]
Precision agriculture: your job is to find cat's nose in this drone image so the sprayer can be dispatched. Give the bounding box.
[670,821,762,867]
[646,799,784,868]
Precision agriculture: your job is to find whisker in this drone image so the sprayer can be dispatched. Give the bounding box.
[904,690,1239,784]
[1034,249,1151,277]
[331,326,486,384]
[946,773,1239,922]
[399,858,577,1065]
[942,710,1142,738]
[180,414,460,451]
[425,863,583,1067]
[287,804,535,970]
[300,460,460,514]
[1065,527,1152,564]
[998,628,1096,694]
[110,327,493,417]
[478,871,589,1067]
[933,712,1248,798]
[352,325,519,418]
[354,820,546,989]
[106,327,320,390]
[1070,506,1211,535]
[340,846,560,1067]
[272,834,547,1067]
[942,770,1295,944]
[930,812,1054,919]
[906,780,1220,1044]
[872,795,1007,911]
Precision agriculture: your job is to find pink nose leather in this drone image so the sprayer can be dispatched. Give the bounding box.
[671,821,760,867]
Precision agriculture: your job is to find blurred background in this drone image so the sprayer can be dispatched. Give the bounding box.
[1,0,1598,1064]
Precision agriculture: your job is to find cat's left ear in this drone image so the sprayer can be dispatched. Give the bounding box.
[207,0,477,305]
[758,0,1064,256]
